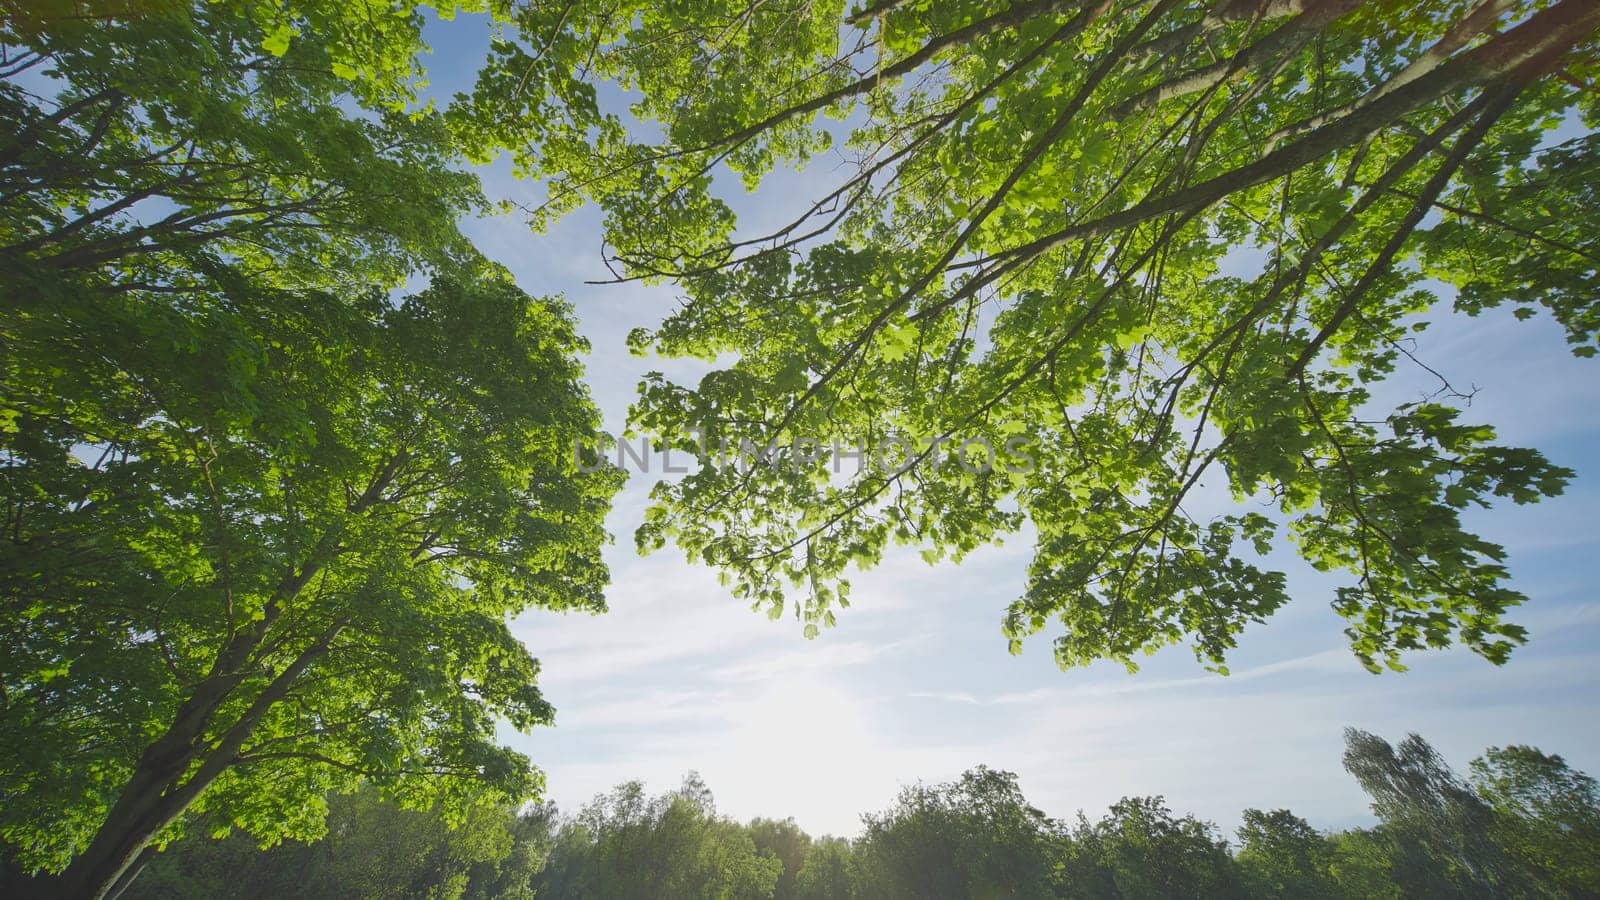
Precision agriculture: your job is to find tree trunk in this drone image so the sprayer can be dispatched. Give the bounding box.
[34,781,191,899]
[27,471,383,898]
[32,624,343,899]
[102,846,153,900]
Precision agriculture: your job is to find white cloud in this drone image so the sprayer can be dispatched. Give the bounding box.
[710,635,925,682]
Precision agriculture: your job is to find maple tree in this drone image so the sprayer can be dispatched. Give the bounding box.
[466,0,1600,672]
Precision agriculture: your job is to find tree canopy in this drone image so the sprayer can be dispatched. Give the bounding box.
[121,782,533,900]
[461,0,1600,672]
[852,766,1062,898]
[2,3,620,897]
[529,774,783,899]
[6,0,1599,893]
[81,728,1600,899]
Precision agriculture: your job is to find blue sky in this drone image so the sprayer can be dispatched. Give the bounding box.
[421,14,1600,838]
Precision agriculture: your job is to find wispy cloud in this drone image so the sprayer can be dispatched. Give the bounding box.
[711,635,926,682]
[907,649,1357,707]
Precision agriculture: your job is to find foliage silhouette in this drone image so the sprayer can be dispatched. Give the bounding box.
[84,730,1600,900]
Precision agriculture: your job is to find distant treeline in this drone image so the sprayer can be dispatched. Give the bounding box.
[72,729,1596,899]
